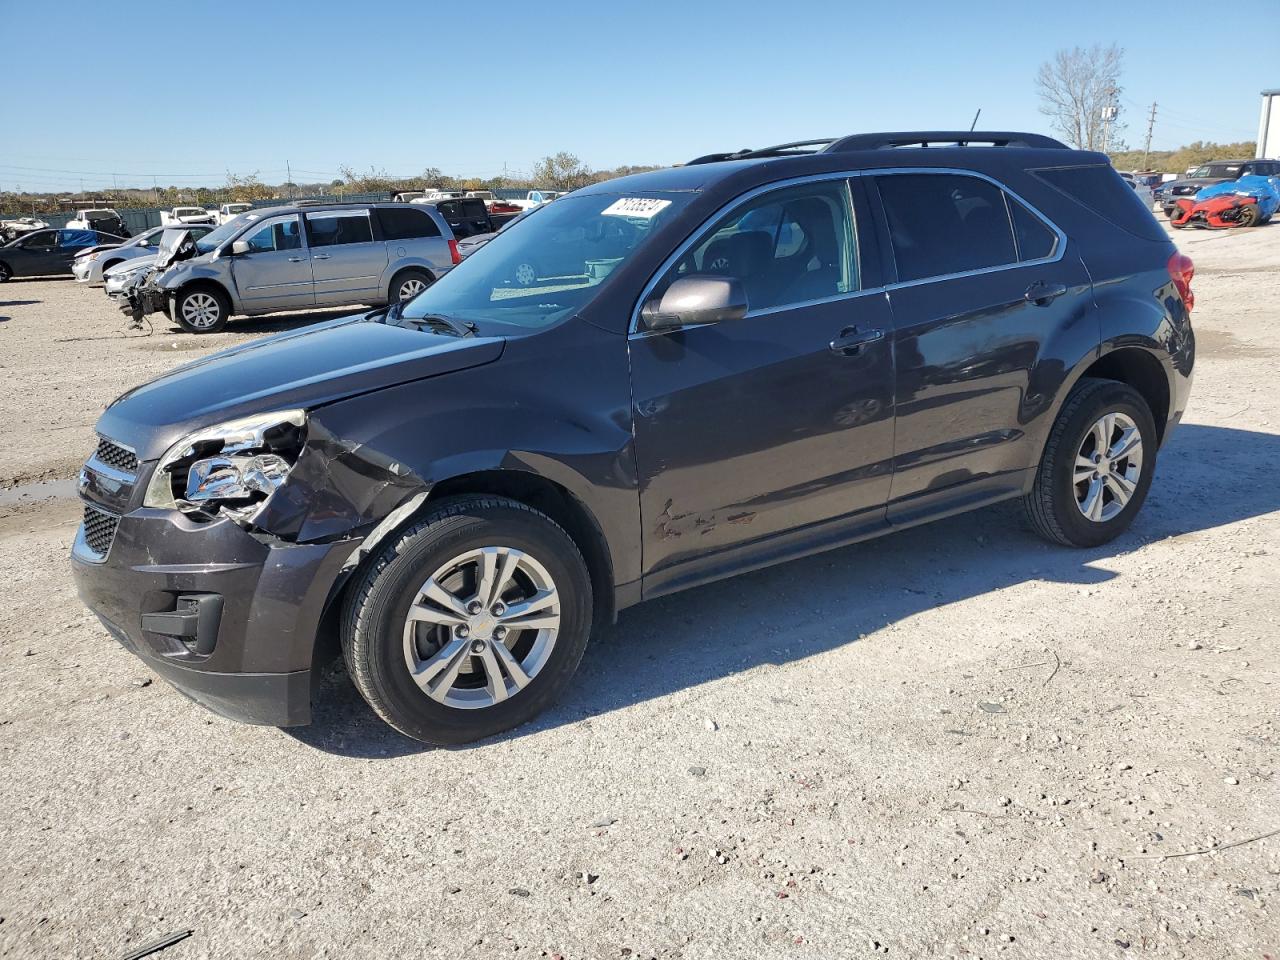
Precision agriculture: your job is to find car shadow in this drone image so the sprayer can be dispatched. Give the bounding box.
[285,423,1280,757]
[0,300,40,308]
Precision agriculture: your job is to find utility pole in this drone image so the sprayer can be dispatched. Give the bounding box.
[1142,102,1157,171]
[286,160,293,198]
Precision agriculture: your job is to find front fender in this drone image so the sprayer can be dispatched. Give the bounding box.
[252,317,641,587]
[162,262,240,312]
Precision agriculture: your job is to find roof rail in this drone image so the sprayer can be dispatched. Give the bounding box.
[687,139,838,165]
[824,131,1070,152]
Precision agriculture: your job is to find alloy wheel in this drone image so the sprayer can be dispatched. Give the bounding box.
[398,277,427,301]
[1073,411,1143,523]
[402,546,561,710]
[181,292,222,329]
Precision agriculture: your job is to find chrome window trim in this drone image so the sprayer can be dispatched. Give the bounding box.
[627,166,1068,337]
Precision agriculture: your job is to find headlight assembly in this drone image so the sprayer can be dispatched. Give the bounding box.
[143,409,307,522]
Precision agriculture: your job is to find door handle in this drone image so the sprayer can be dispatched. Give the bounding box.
[829,326,884,356]
[1024,281,1068,306]
[287,256,304,262]
[312,253,330,260]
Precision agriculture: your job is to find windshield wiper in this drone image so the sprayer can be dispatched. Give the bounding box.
[403,313,477,338]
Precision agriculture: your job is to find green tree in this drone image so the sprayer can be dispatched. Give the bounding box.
[530,152,594,191]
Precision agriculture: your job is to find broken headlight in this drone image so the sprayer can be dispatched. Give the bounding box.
[143,410,307,522]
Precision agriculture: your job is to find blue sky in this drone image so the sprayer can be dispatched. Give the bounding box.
[0,0,1271,192]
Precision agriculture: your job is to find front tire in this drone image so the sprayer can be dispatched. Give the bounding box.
[175,285,230,333]
[341,496,593,745]
[1024,378,1157,547]
[0,261,10,282]
[1235,203,1260,228]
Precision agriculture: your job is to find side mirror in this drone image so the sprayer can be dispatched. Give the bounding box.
[641,276,748,331]
[230,239,251,256]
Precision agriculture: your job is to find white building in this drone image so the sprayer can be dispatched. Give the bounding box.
[1259,89,1280,159]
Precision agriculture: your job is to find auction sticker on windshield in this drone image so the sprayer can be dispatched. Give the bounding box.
[601,198,672,219]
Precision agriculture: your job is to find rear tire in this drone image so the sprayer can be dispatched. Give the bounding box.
[389,268,433,304]
[341,496,594,745]
[1024,378,1157,548]
[0,261,10,282]
[174,285,230,334]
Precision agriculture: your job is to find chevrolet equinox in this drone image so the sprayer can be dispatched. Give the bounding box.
[72,131,1196,744]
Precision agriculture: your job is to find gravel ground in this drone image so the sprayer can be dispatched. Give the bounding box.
[0,223,1277,959]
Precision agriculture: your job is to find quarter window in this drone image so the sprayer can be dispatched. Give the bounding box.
[306,211,373,247]
[659,180,859,314]
[377,207,441,240]
[243,217,302,253]
[875,174,1017,282]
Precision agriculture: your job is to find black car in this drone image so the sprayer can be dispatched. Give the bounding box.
[0,228,128,281]
[418,196,519,238]
[1153,158,1280,215]
[71,131,1195,744]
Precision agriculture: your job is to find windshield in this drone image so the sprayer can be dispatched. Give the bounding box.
[195,212,260,254]
[400,192,691,331]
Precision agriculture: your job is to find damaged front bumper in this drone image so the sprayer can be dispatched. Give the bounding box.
[71,419,429,726]
[71,505,359,725]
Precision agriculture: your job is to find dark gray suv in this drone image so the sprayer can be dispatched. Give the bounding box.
[72,131,1195,744]
[140,201,461,333]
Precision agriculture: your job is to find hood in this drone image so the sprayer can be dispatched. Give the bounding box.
[1161,177,1226,192]
[76,243,124,259]
[105,254,155,277]
[96,314,506,461]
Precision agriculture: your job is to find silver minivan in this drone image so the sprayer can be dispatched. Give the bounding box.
[147,202,460,333]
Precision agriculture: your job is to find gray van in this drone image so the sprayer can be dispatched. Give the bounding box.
[143,202,461,333]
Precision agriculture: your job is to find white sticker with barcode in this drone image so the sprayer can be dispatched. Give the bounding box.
[601,197,672,219]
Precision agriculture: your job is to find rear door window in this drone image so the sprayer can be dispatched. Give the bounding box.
[306,211,374,247]
[58,229,98,248]
[874,173,1017,282]
[1007,198,1058,261]
[376,207,441,240]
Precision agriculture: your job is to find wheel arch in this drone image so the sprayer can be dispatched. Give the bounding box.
[311,467,620,674]
[177,276,234,310]
[387,265,436,301]
[1077,347,1171,444]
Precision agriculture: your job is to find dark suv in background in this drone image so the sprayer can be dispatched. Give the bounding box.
[72,131,1195,744]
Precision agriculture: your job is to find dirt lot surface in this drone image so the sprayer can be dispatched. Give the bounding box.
[1,224,1277,959]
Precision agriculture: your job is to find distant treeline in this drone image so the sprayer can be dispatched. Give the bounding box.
[0,152,664,216]
[1108,141,1258,173]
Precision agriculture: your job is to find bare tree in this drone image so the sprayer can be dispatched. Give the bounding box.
[1036,45,1126,151]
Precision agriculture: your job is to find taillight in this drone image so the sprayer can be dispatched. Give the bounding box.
[448,239,461,265]
[1168,252,1194,312]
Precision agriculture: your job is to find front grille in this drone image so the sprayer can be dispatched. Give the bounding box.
[83,503,120,557]
[95,436,138,474]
